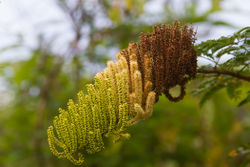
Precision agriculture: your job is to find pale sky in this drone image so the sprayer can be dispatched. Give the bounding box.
[0,0,249,63]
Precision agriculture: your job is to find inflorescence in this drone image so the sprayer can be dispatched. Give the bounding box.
[47,21,197,165]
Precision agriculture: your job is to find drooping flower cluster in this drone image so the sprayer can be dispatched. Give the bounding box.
[47,21,197,165]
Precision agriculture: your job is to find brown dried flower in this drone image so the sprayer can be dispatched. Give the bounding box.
[120,21,197,102]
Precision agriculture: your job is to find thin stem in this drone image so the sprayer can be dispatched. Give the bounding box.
[197,69,250,82]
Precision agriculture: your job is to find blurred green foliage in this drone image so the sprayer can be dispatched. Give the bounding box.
[0,0,249,167]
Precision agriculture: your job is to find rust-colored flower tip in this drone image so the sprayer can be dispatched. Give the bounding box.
[121,21,197,102]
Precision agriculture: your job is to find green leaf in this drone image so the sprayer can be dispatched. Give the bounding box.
[210,21,235,27]
[192,77,217,96]
[238,91,250,106]
[216,46,239,58]
[226,81,242,100]
[199,84,224,107]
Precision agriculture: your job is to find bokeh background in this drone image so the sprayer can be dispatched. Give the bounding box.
[0,0,249,167]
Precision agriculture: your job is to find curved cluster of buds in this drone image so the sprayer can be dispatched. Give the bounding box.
[47,21,197,165]
[138,21,197,101]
